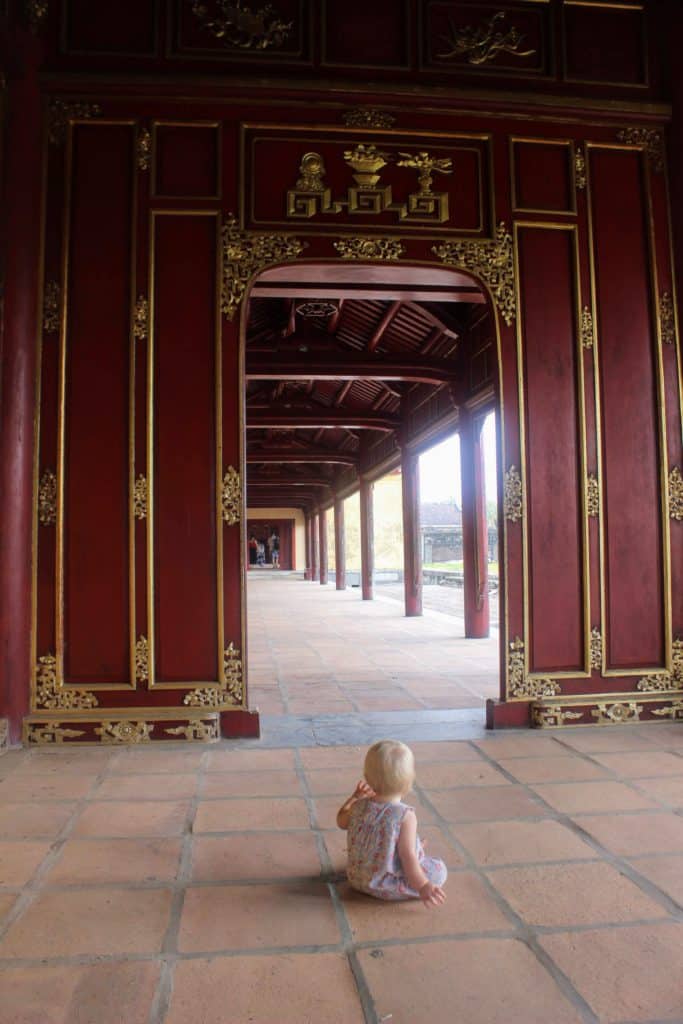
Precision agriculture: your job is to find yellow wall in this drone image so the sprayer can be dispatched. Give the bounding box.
[344,471,404,571]
[246,508,306,571]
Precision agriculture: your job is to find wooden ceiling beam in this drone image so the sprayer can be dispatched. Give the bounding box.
[247,449,358,465]
[246,354,455,385]
[368,300,401,353]
[247,411,399,431]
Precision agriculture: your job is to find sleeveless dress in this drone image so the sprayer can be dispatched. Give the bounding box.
[346,798,447,901]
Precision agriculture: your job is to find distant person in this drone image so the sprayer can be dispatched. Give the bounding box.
[271,531,280,568]
[248,534,258,565]
[256,540,266,566]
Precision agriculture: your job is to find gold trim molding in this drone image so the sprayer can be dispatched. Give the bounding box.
[437,10,535,65]
[165,720,219,741]
[26,722,86,745]
[433,223,516,326]
[183,642,243,708]
[637,638,683,692]
[508,638,561,699]
[133,296,149,340]
[190,0,293,50]
[137,126,152,171]
[333,237,405,261]
[580,306,594,349]
[35,654,99,711]
[95,721,153,743]
[133,474,148,520]
[533,706,583,728]
[221,215,306,321]
[669,467,683,521]
[533,695,683,728]
[38,469,57,526]
[616,127,664,173]
[586,474,600,518]
[590,628,602,670]
[342,108,396,129]
[592,702,641,725]
[659,292,675,346]
[48,100,102,146]
[503,465,523,522]
[574,148,587,191]
[43,280,61,334]
[652,701,683,721]
[135,636,149,684]
[221,466,241,525]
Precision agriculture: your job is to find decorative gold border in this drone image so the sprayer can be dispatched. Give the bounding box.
[532,692,683,728]
[23,709,220,745]
[509,137,578,216]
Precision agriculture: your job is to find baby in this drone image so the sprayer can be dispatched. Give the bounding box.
[336,739,447,907]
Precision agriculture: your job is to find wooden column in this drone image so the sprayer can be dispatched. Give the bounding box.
[311,512,320,581]
[303,513,312,580]
[319,508,329,585]
[359,479,374,601]
[334,497,346,590]
[459,410,490,638]
[401,448,422,616]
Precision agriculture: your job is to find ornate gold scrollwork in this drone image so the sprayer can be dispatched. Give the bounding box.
[24,0,48,31]
[503,465,523,522]
[165,719,220,741]
[48,99,102,146]
[26,722,86,745]
[95,721,154,743]
[191,0,292,49]
[659,292,675,346]
[35,654,99,711]
[396,151,452,196]
[616,127,664,173]
[669,467,683,521]
[532,705,583,728]
[43,281,61,334]
[221,466,241,524]
[580,306,594,349]
[137,126,152,171]
[574,148,587,191]
[432,223,516,326]
[508,637,561,699]
[133,475,147,520]
[590,628,602,670]
[135,636,149,683]
[183,642,244,708]
[586,474,600,518]
[437,10,535,64]
[221,215,306,321]
[133,296,149,340]
[637,638,683,692]
[652,700,683,720]
[342,107,396,129]
[591,702,641,725]
[333,237,405,261]
[38,469,57,526]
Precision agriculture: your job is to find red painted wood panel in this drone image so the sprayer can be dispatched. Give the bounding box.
[589,147,665,669]
[518,225,585,673]
[63,123,134,684]
[153,213,218,682]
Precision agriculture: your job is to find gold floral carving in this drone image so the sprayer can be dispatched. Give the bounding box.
[342,108,396,129]
[503,466,523,522]
[183,642,243,708]
[35,654,99,711]
[165,720,220,741]
[135,636,149,683]
[586,474,600,518]
[25,0,48,31]
[133,296,149,340]
[48,99,102,146]
[432,223,516,326]
[221,466,241,525]
[38,469,57,526]
[651,701,683,720]
[95,721,154,743]
[221,215,306,321]
[26,722,86,745]
[333,237,405,261]
[137,126,152,171]
[396,152,452,196]
[133,475,147,520]
[191,0,292,49]
[532,705,583,728]
[616,127,664,173]
[437,10,535,64]
[591,702,641,725]
[659,292,675,346]
[590,628,602,670]
[574,148,587,191]
[637,638,683,692]
[43,280,61,333]
[580,306,594,349]
[508,637,561,699]
[669,467,683,521]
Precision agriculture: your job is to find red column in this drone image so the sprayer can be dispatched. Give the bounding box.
[0,33,43,741]
[319,508,328,585]
[401,449,422,617]
[311,512,320,581]
[460,410,490,638]
[303,514,312,580]
[334,497,346,590]
[359,479,374,601]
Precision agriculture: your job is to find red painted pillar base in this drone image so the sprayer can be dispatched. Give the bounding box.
[401,448,422,617]
[334,498,346,591]
[460,410,490,639]
[220,708,261,738]
[359,479,374,601]
[319,508,328,585]
[486,699,531,729]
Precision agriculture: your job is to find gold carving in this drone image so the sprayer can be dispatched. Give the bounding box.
[95,721,154,743]
[532,705,584,728]
[591,702,641,725]
[135,636,149,683]
[437,10,535,64]
[165,720,220,741]
[48,100,102,146]
[221,466,241,525]
[508,637,561,699]
[184,642,243,708]
[35,654,99,710]
[396,151,452,196]
[25,0,48,31]
[503,466,523,522]
[590,628,602,670]
[26,722,86,745]
[344,143,392,189]
[296,152,327,192]
[586,474,600,518]
[333,237,405,261]
[43,280,61,333]
[660,292,675,346]
[637,638,683,692]
[133,296,149,340]
[616,127,664,173]
[342,108,396,129]
[574,147,587,191]
[433,223,516,326]
[137,126,152,171]
[190,0,292,49]
[651,701,683,720]
[221,215,306,321]
[38,469,57,526]
[133,475,147,520]
[669,467,683,521]
[580,306,594,349]
[296,300,338,320]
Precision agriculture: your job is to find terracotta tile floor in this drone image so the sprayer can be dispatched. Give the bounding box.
[0,724,682,1022]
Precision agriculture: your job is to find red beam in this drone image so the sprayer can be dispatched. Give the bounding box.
[368,300,401,353]
[247,411,399,431]
[247,450,358,465]
[246,354,455,385]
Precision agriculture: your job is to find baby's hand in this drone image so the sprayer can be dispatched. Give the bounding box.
[419,881,446,908]
[353,779,375,800]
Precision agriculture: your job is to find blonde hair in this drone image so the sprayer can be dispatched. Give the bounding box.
[364,740,415,797]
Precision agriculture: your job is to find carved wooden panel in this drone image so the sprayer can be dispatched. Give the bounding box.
[511,139,576,216]
[321,0,412,69]
[60,0,159,56]
[563,3,648,87]
[153,122,222,200]
[170,0,309,64]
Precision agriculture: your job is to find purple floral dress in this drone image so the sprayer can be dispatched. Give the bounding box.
[346,798,447,900]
